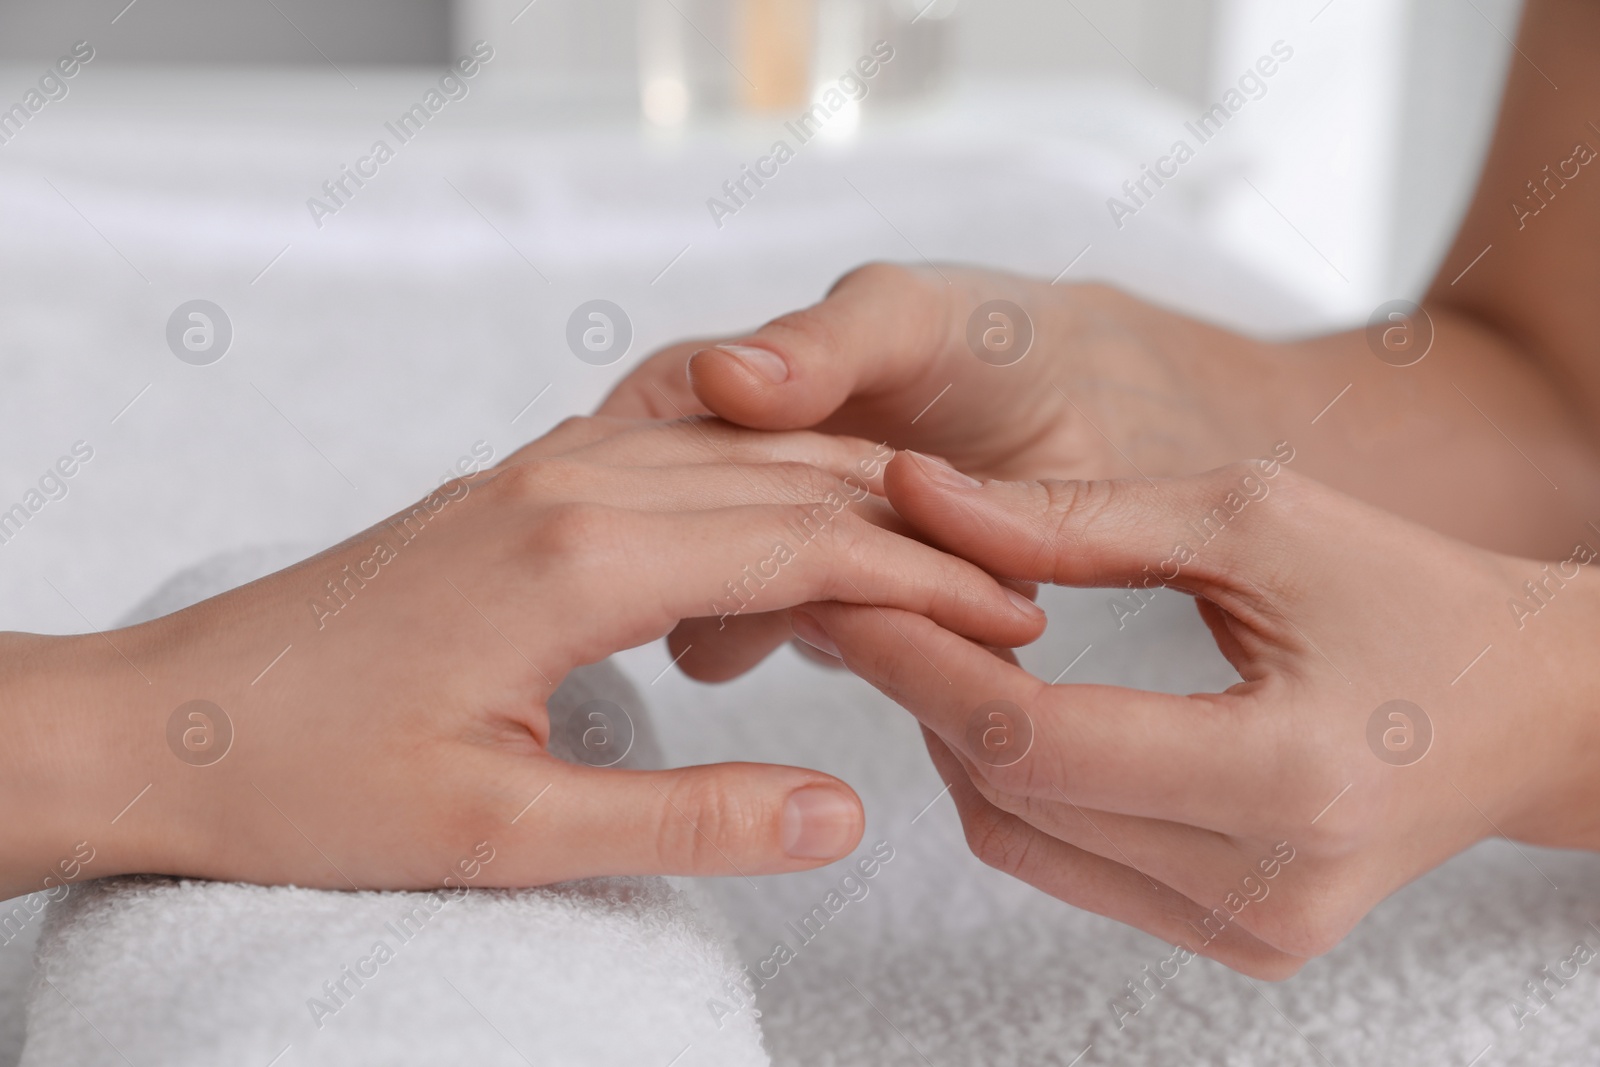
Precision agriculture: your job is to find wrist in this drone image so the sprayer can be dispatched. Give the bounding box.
[0,631,138,898]
[1498,565,1600,851]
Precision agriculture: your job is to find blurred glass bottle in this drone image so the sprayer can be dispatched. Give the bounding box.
[638,0,958,128]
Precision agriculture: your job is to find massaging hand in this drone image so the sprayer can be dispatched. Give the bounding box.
[595,263,1589,679]
[789,450,1600,978]
[0,417,1044,898]
[603,259,1600,566]
[598,262,1252,484]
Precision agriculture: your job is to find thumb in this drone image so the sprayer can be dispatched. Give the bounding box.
[684,262,957,432]
[497,758,865,881]
[883,450,1299,593]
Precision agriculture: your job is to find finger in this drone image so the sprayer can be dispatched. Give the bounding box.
[926,719,1296,947]
[490,755,864,879]
[684,264,1065,453]
[597,338,723,420]
[531,503,1046,667]
[884,450,1298,595]
[648,505,1047,646]
[684,263,954,430]
[668,611,795,682]
[799,602,1281,834]
[657,479,949,686]
[522,459,884,514]
[668,609,855,687]
[922,732,1305,980]
[556,417,896,493]
[791,636,848,669]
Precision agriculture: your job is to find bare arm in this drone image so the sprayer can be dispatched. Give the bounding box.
[1233,0,1600,556]
[1429,0,1600,420]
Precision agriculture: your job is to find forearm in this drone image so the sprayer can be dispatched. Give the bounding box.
[1247,308,1600,559]
[1428,0,1600,423]
[1497,565,1600,852]
[1229,0,1600,557]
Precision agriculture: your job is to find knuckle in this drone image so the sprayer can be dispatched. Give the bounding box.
[448,791,504,855]
[1219,461,1312,539]
[1039,478,1120,574]
[982,746,1053,801]
[1297,784,1378,856]
[1275,746,1382,856]
[654,774,767,872]
[551,414,594,436]
[434,475,475,503]
[770,462,853,504]
[547,414,640,454]
[1253,468,1322,561]
[528,501,619,562]
[492,459,587,503]
[1250,954,1310,982]
[823,510,877,566]
[762,303,844,358]
[829,260,917,298]
[964,806,1032,877]
[1066,280,1121,305]
[782,500,865,554]
[546,414,600,446]
[853,628,939,710]
[1251,878,1358,959]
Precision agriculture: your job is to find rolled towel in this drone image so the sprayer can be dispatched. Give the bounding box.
[17,545,769,1067]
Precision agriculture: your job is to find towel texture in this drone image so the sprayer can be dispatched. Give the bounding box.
[17,546,769,1067]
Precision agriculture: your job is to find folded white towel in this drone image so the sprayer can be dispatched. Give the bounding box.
[16,546,769,1067]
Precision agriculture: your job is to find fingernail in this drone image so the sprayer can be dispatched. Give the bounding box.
[713,344,789,384]
[908,450,982,489]
[782,786,859,860]
[1005,588,1044,619]
[791,610,841,659]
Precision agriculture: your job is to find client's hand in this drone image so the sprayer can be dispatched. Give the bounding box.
[790,450,1600,978]
[0,418,1044,898]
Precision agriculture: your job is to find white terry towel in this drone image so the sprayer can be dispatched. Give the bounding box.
[16,546,769,1067]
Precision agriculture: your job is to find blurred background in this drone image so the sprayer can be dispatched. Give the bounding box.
[0,0,1522,305]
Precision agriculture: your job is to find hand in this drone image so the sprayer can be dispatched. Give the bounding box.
[601,261,1600,560]
[598,263,1264,483]
[0,417,1045,898]
[601,262,1273,678]
[790,449,1600,978]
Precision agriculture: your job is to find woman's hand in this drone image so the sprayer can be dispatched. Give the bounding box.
[0,418,1045,899]
[598,263,1258,483]
[790,450,1600,978]
[600,262,1600,559]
